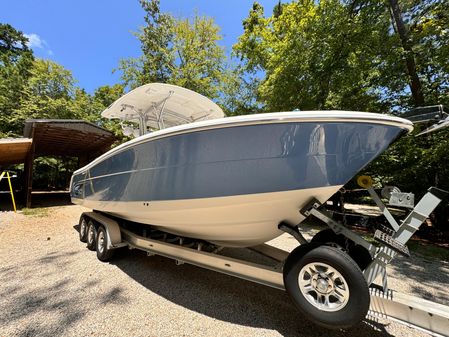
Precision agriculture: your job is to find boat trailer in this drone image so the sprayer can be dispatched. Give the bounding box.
[78,180,449,336]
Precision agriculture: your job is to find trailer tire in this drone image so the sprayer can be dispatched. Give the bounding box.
[283,245,369,329]
[311,228,347,248]
[86,221,97,251]
[96,226,114,262]
[311,229,372,271]
[79,217,88,243]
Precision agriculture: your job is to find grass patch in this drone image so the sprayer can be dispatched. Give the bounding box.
[362,233,449,261]
[361,234,379,246]
[21,207,49,217]
[408,241,449,262]
[301,218,326,230]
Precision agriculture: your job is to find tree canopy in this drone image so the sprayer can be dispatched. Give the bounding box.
[234,0,449,112]
[118,0,236,103]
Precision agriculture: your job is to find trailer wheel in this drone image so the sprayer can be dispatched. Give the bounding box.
[96,226,114,262]
[311,229,372,271]
[79,217,88,243]
[283,245,369,329]
[311,228,346,249]
[86,221,97,251]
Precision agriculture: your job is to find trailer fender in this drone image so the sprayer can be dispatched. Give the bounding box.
[81,212,123,249]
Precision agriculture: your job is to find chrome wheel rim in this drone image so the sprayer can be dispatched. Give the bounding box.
[298,262,350,312]
[97,230,105,253]
[88,225,95,244]
[80,219,87,237]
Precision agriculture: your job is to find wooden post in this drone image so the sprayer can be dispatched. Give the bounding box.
[23,126,35,208]
[6,171,17,212]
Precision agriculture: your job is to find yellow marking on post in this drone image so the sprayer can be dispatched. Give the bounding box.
[6,172,17,212]
[0,171,17,212]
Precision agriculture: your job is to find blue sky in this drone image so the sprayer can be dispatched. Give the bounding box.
[1,0,278,93]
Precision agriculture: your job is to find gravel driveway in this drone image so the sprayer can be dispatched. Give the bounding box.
[1,205,448,337]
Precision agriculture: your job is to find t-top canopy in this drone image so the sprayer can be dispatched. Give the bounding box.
[101,83,224,132]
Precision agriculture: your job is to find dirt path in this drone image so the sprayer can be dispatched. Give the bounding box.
[1,205,447,336]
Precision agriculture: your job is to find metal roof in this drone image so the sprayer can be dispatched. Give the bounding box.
[23,119,116,157]
[0,138,32,165]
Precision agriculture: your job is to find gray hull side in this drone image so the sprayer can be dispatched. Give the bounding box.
[71,122,404,202]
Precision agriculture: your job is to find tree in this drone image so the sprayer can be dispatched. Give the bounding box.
[93,84,125,108]
[234,1,394,112]
[406,0,449,107]
[234,0,449,112]
[0,23,34,137]
[0,23,30,56]
[218,67,262,116]
[10,59,76,135]
[118,0,236,104]
[388,0,424,106]
[91,84,126,141]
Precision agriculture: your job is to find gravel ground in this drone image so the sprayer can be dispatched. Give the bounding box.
[1,205,448,337]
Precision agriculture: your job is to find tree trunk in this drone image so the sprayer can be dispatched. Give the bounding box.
[388,0,425,106]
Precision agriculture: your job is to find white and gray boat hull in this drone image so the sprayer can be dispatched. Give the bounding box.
[71,111,413,247]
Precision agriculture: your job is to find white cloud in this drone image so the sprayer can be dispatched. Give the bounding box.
[24,33,54,56]
[24,33,46,49]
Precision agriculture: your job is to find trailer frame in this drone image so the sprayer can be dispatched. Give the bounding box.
[78,183,449,336]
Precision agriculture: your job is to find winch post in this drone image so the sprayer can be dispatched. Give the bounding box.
[300,187,447,289]
[364,188,446,285]
[366,186,400,231]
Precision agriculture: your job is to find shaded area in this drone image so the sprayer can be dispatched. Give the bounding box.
[0,210,438,337]
[0,191,71,211]
[112,248,393,337]
[0,119,116,208]
[23,119,115,159]
[0,248,128,337]
[388,257,449,305]
[28,191,71,208]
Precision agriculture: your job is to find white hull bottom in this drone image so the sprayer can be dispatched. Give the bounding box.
[73,185,341,247]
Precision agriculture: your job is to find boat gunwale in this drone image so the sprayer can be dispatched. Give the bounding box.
[73,111,413,175]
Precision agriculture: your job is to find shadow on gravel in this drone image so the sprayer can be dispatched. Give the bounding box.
[388,257,449,304]
[112,249,393,337]
[0,249,105,337]
[29,191,72,208]
[391,257,449,284]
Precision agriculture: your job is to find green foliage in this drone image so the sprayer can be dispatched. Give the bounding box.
[21,207,49,217]
[407,0,449,106]
[365,126,449,198]
[32,156,78,190]
[0,23,30,56]
[118,0,238,108]
[12,59,77,132]
[218,67,263,116]
[0,22,128,188]
[0,23,34,137]
[234,0,449,112]
[234,0,397,112]
[361,0,449,225]
[91,84,127,142]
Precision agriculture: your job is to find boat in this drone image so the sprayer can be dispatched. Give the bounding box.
[70,83,413,247]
